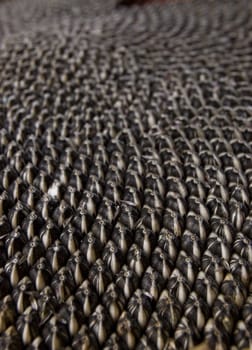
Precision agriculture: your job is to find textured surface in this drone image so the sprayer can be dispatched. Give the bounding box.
[0,0,252,349]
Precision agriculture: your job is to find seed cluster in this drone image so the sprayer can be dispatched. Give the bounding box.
[0,0,252,349]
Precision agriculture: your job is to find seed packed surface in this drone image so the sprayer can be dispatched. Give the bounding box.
[0,0,252,349]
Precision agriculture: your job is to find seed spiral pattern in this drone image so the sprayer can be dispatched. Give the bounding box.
[0,0,252,349]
